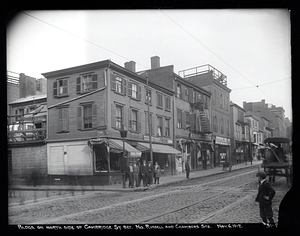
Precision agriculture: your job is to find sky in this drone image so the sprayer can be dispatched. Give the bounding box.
[6,9,292,120]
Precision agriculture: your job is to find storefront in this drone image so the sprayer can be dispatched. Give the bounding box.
[214,136,231,167]
[176,135,213,172]
[47,138,142,185]
[135,142,180,176]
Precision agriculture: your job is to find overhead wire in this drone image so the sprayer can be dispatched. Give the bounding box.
[159,10,284,106]
[21,11,149,69]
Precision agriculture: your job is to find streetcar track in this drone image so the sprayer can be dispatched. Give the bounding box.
[10,169,288,225]
[137,179,256,223]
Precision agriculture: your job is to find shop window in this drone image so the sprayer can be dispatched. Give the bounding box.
[94,144,109,172]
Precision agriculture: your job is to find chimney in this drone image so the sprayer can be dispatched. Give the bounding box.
[124,61,136,72]
[151,56,160,69]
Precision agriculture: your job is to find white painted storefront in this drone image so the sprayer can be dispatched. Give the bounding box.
[47,141,93,176]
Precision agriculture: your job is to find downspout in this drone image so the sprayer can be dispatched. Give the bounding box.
[105,63,111,172]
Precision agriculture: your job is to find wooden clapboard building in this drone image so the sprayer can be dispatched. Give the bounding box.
[43,59,178,185]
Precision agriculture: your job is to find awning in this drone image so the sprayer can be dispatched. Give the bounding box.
[109,139,141,157]
[136,142,181,154]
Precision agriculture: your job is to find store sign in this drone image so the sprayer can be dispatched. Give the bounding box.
[97,130,108,136]
[143,135,173,144]
[216,136,230,146]
[190,133,212,141]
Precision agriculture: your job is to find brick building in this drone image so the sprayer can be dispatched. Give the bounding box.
[42,59,179,185]
[179,64,231,167]
[138,56,212,172]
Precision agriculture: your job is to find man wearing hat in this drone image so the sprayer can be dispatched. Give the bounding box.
[255,172,276,226]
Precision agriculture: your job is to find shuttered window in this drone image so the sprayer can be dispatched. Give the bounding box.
[53,78,68,97]
[129,108,141,132]
[157,92,163,108]
[77,104,98,130]
[76,74,99,94]
[111,73,127,95]
[157,116,163,136]
[177,109,182,128]
[58,107,69,132]
[165,96,171,111]
[165,118,170,137]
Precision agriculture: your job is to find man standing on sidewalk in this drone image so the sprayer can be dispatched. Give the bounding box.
[185,159,190,179]
[255,172,276,226]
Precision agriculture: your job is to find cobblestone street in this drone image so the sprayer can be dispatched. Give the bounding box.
[8,167,291,225]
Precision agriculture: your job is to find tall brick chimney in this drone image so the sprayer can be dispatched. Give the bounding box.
[19,73,36,98]
[151,56,160,69]
[124,61,136,72]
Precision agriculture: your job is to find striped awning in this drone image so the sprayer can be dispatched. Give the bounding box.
[109,139,141,157]
[136,142,181,154]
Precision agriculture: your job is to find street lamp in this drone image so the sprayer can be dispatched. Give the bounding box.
[119,124,128,188]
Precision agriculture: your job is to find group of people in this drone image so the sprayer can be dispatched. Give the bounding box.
[126,160,161,188]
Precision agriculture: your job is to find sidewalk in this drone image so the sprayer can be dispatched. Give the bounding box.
[11,160,263,192]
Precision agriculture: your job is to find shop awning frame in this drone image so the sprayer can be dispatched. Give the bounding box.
[136,142,181,154]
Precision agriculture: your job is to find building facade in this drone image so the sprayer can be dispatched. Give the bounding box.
[179,64,231,167]
[230,102,250,164]
[43,59,179,185]
[243,99,289,138]
[138,56,212,173]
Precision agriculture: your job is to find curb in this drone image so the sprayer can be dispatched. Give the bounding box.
[9,163,261,192]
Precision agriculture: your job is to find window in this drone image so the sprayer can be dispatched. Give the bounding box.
[77,74,98,94]
[176,83,181,98]
[220,93,223,108]
[130,109,139,132]
[53,78,68,97]
[128,82,141,100]
[77,104,97,130]
[225,96,228,111]
[157,92,163,108]
[83,105,92,129]
[57,107,69,132]
[111,74,126,95]
[165,96,171,111]
[177,109,182,128]
[213,115,218,132]
[220,117,224,134]
[132,83,137,98]
[116,105,123,129]
[213,89,216,105]
[145,112,153,135]
[227,120,230,135]
[145,89,152,105]
[157,116,163,136]
[165,118,170,137]
[185,112,190,128]
[185,88,189,101]
[116,77,122,93]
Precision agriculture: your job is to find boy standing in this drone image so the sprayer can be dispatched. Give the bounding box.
[255,172,276,226]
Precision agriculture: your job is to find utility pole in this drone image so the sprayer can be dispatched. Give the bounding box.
[146,73,153,179]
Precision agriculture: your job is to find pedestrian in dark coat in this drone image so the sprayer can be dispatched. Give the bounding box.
[185,160,190,179]
[147,161,153,186]
[154,162,161,184]
[255,172,276,225]
[140,160,148,187]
